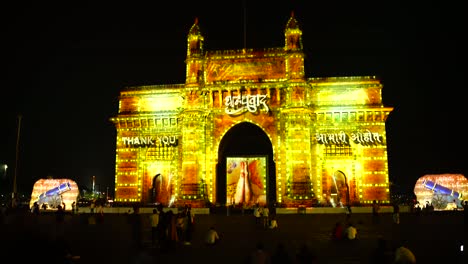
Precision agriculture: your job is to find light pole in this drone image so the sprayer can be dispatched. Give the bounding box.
[13,114,22,199]
[92,175,96,194]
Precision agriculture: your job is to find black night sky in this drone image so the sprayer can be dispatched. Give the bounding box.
[1,1,465,197]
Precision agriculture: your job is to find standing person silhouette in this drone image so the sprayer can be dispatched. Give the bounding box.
[392,202,400,224]
[31,202,40,215]
[166,210,179,250]
[129,206,142,249]
[90,199,95,214]
[55,205,66,240]
[346,204,352,223]
[262,206,270,229]
[71,201,76,214]
[184,206,194,245]
[254,203,262,225]
[372,200,380,224]
[463,201,468,227]
[149,208,160,248]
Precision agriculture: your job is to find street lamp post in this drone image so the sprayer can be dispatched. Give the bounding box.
[92,175,96,194]
[13,114,22,200]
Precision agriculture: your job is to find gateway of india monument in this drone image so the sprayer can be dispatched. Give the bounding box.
[110,12,393,209]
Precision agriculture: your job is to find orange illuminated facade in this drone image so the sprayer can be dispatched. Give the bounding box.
[110,13,393,207]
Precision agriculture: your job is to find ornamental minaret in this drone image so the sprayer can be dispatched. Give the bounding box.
[284,11,303,51]
[186,17,204,87]
[284,11,305,81]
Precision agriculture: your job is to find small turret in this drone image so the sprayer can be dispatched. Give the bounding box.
[187,17,204,57]
[284,11,303,51]
[186,17,204,86]
[284,11,306,98]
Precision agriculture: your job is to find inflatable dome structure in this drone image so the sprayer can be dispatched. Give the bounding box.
[414,174,468,210]
[29,179,80,210]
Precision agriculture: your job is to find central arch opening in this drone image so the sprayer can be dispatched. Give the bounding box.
[216,122,275,206]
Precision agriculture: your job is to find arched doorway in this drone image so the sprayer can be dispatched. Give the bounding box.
[149,173,161,203]
[216,122,275,206]
[330,170,350,207]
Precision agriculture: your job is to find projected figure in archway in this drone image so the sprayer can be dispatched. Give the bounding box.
[234,161,251,204]
[227,157,266,206]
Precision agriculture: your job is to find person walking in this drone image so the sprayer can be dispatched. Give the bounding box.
[392,202,400,224]
[254,204,262,226]
[166,210,179,250]
[184,206,194,245]
[262,206,270,229]
[97,201,104,215]
[176,212,186,244]
[55,204,66,240]
[90,199,96,214]
[129,206,142,249]
[149,208,160,248]
[56,204,65,223]
[31,202,40,215]
[71,201,77,214]
[96,201,104,223]
[30,201,40,225]
[372,200,380,224]
[345,204,352,222]
[462,200,468,227]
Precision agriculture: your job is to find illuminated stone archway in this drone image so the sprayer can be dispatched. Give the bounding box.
[111,13,393,207]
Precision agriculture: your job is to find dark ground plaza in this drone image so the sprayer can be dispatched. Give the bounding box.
[2,206,467,264]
